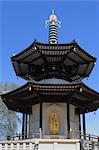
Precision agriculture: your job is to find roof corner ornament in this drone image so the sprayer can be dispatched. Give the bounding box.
[45,9,61,44]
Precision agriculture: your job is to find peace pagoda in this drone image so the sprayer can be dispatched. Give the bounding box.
[0,9,99,150]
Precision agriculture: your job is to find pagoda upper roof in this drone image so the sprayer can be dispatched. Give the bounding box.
[1,81,99,114]
[11,40,96,81]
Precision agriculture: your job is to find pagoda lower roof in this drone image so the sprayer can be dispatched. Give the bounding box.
[1,81,99,114]
[11,40,96,81]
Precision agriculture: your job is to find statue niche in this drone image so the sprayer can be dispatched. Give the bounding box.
[49,112,60,135]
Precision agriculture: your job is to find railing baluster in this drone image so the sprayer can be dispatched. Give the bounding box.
[0,144,2,149]
[89,134,90,141]
[19,133,20,140]
[11,143,14,150]
[29,143,32,150]
[17,143,20,150]
[23,143,26,150]
[5,143,8,150]
[98,141,99,150]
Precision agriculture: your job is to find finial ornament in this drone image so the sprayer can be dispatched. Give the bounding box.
[49,9,57,25]
[45,9,61,28]
[52,9,54,15]
[45,9,61,44]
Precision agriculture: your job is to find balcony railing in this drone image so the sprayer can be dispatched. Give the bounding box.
[7,131,40,141]
[6,131,99,141]
[81,140,99,150]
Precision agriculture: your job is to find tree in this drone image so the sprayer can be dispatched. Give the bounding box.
[0,83,21,140]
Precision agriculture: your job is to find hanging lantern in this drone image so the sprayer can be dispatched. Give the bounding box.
[80,88,83,93]
[29,86,31,91]
[94,111,96,115]
[87,109,89,113]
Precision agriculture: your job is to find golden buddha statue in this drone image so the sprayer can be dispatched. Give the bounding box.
[49,112,60,135]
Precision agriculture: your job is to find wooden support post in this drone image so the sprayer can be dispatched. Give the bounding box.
[40,102,42,129]
[22,113,25,139]
[67,102,70,139]
[7,135,10,140]
[40,102,42,138]
[79,114,81,138]
[25,114,27,139]
[89,134,91,140]
[98,137,99,150]
[82,113,86,139]
[98,136,99,142]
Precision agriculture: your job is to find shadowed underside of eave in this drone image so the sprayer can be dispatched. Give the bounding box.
[11,40,96,82]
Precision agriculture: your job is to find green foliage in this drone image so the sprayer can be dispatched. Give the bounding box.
[0,83,20,140]
[0,82,19,92]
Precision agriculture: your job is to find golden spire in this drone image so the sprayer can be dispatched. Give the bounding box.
[45,9,61,44]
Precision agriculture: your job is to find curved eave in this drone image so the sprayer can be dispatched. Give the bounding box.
[74,41,96,61]
[11,40,74,61]
[1,82,99,114]
[34,40,96,61]
[81,82,99,97]
[11,41,35,60]
[1,81,81,97]
[11,40,96,61]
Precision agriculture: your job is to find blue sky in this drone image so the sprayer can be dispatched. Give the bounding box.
[0,0,99,135]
